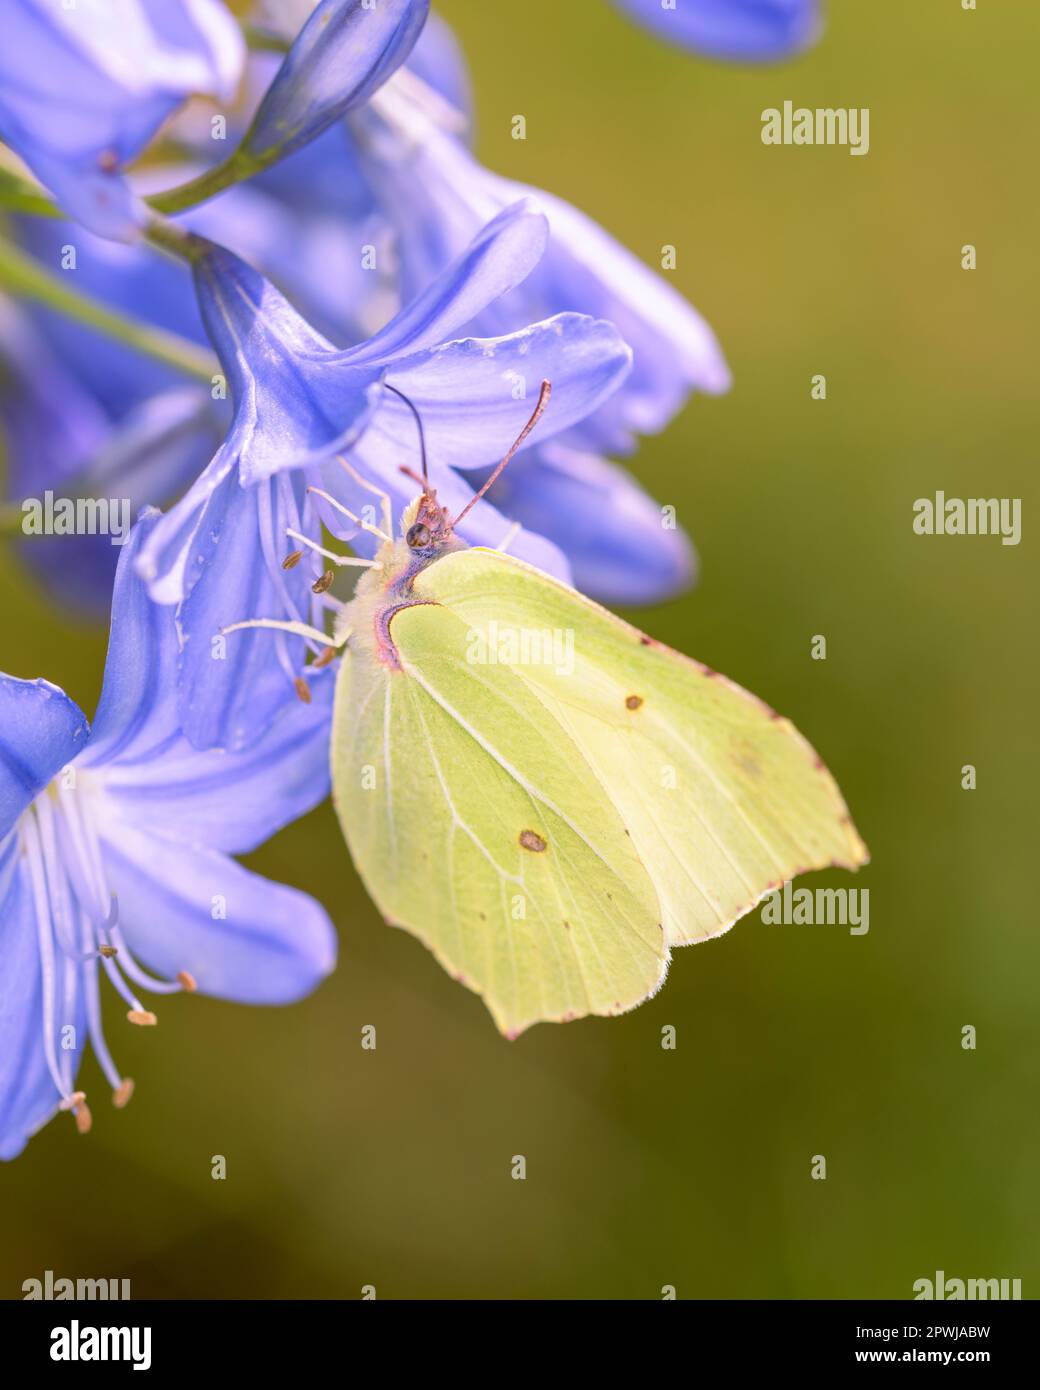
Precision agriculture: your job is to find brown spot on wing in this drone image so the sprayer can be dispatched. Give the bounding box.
[625,694,643,710]
[519,829,547,853]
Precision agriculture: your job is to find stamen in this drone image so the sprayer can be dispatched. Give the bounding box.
[177,971,198,993]
[22,815,75,1102]
[282,550,304,570]
[113,1079,135,1109]
[59,1091,86,1113]
[99,944,118,959]
[312,645,339,669]
[334,457,394,537]
[294,676,312,705]
[99,949,150,1017]
[74,1100,93,1135]
[79,909,125,1094]
[127,1009,158,1027]
[285,527,376,568]
[312,569,335,595]
[223,616,334,645]
[307,484,391,543]
[53,786,109,924]
[257,480,319,678]
[34,796,83,959]
[106,927,192,997]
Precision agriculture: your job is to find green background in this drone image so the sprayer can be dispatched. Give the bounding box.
[2,0,1037,1299]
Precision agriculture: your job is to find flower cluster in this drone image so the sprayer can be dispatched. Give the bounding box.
[0,0,822,1157]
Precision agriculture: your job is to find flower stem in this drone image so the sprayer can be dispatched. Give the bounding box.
[0,238,217,383]
[0,168,64,219]
[144,149,266,216]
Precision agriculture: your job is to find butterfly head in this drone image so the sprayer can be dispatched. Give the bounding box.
[389,377,552,568]
[401,489,459,558]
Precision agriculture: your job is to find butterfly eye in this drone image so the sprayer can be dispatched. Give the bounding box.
[406,522,431,549]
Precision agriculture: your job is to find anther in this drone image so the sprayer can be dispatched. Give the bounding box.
[312,645,338,670]
[294,676,312,705]
[282,550,304,570]
[127,1009,157,1027]
[98,944,118,959]
[112,1079,135,1109]
[177,971,198,993]
[59,1091,87,1112]
[75,1101,93,1135]
[312,569,335,595]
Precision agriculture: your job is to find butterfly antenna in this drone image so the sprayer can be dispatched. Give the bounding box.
[383,382,429,491]
[451,380,551,529]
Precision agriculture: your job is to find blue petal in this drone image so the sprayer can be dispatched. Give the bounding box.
[182,168,384,343]
[375,313,633,471]
[246,0,430,162]
[89,501,322,762]
[0,0,244,238]
[406,12,472,130]
[611,0,821,61]
[191,240,383,486]
[0,680,89,842]
[0,835,82,1161]
[475,441,697,606]
[169,471,322,752]
[102,665,333,854]
[353,115,729,452]
[20,152,144,242]
[84,510,181,764]
[98,827,337,1005]
[342,200,548,364]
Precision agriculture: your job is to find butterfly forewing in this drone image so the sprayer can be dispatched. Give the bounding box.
[332,604,669,1037]
[409,548,868,951]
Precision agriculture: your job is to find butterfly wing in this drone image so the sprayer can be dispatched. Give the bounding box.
[408,547,868,951]
[332,612,669,1038]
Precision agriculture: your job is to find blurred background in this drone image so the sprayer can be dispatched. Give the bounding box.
[1,0,1038,1299]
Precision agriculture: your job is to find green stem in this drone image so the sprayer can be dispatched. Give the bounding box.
[243,25,291,54]
[145,149,267,216]
[0,238,218,382]
[0,168,63,220]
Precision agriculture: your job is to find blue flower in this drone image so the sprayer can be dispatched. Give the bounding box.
[136,201,633,751]
[243,0,430,167]
[0,0,245,239]
[0,511,336,1161]
[610,0,821,61]
[352,77,730,456]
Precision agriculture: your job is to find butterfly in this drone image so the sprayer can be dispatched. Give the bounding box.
[232,382,868,1038]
